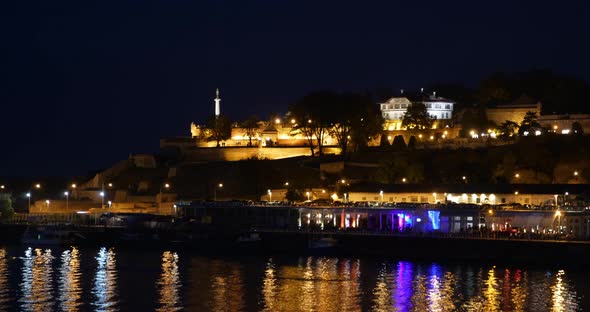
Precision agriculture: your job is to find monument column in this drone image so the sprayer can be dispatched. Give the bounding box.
[214,88,221,117]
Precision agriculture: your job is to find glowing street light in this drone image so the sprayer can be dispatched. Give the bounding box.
[26,192,31,211]
[380,190,384,203]
[45,199,50,211]
[267,189,272,202]
[35,183,41,189]
[64,191,69,211]
[214,183,223,201]
[306,191,310,201]
[159,183,171,209]
[0,185,4,190]
[71,183,77,189]
[515,173,520,178]
[108,200,112,208]
[100,191,105,209]
[402,178,407,183]
[574,171,579,176]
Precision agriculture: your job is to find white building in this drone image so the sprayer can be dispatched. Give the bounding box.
[380,92,455,130]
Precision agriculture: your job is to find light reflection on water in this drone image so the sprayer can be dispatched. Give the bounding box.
[19,248,55,312]
[58,247,82,312]
[2,246,586,311]
[156,251,182,311]
[92,247,118,311]
[0,248,9,308]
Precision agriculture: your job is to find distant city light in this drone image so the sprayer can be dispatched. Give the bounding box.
[275,118,281,124]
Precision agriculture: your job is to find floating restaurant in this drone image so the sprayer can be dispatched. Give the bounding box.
[177,199,590,239]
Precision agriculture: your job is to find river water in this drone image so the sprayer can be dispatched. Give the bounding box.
[0,245,586,311]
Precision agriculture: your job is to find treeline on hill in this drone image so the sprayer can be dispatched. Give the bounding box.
[375,69,590,114]
[354,136,590,184]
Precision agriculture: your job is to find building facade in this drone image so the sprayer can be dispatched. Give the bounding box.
[380,92,454,130]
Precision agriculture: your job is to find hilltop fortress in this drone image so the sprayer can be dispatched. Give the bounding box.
[160,89,590,162]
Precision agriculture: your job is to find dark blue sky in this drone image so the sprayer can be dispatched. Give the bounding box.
[1,0,589,177]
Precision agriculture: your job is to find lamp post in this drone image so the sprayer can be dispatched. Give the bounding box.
[306,191,310,201]
[108,200,112,209]
[344,193,348,203]
[100,191,105,209]
[213,183,223,201]
[380,190,384,204]
[26,192,31,211]
[555,210,562,234]
[159,183,170,209]
[267,189,272,202]
[45,199,50,212]
[64,191,69,211]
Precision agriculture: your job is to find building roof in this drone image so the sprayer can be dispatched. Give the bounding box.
[381,93,454,105]
[350,182,589,195]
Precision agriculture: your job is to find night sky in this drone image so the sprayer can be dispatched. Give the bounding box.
[2,0,590,177]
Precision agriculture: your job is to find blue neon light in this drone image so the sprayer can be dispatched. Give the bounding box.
[427,210,440,230]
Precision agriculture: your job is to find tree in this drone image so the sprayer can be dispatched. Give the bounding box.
[572,122,584,136]
[289,91,335,156]
[407,136,417,149]
[328,93,383,156]
[348,99,384,153]
[518,111,541,136]
[497,120,519,139]
[391,135,406,150]
[204,114,232,147]
[0,196,14,221]
[460,106,493,136]
[241,115,260,146]
[402,103,432,130]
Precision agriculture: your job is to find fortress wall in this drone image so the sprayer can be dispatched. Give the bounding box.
[183,147,342,162]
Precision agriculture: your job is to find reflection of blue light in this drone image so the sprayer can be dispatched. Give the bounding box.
[428,211,440,230]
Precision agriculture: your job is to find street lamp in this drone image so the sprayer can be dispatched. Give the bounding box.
[214,183,223,201]
[159,183,171,209]
[515,173,520,179]
[0,185,4,190]
[402,178,407,183]
[380,190,384,204]
[45,199,50,212]
[267,189,272,202]
[26,192,31,211]
[574,171,579,176]
[100,191,105,209]
[35,183,41,189]
[344,193,348,203]
[64,191,69,211]
[306,191,310,201]
[108,200,112,209]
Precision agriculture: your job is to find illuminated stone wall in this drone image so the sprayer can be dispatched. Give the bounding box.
[485,103,542,125]
[183,146,342,162]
